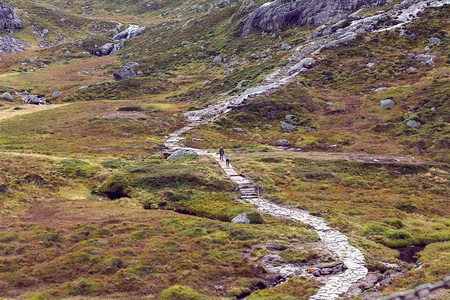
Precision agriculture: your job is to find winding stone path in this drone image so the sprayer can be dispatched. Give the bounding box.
[165,121,368,299]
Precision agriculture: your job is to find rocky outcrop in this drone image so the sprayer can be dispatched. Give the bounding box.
[113,25,146,41]
[0,2,23,30]
[240,0,388,36]
[92,42,123,57]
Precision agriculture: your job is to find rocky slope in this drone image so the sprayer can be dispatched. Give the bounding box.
[240,0,389,35]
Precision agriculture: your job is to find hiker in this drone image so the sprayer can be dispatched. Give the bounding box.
[219,146,224,161]
[225,153,230,167]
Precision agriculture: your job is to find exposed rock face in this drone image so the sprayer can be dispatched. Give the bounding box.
[92,42,123,57]
[240,0,387,36]
[0,3,23,30]
[113,25,146,41]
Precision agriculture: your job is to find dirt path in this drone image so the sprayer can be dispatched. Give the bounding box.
[0,104,69,122]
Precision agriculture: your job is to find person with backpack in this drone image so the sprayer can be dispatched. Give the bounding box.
[219,146,224,161]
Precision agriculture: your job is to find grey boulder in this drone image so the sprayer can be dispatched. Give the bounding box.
[406,120,421,128]
[2,92,13,101]
[380,99,396,107]
[52,91,62,98]
[113,67,137,81]
[231,213,251,224]
[167,149,192,159]
[281,122,297,131]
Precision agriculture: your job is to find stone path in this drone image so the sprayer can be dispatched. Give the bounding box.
[165,121,368,299]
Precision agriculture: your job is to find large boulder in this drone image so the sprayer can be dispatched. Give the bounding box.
[240,0,387,36]
[231,213,251,224]
[113,67,137,81]
[167,149,192,159]
[2,92,13,101]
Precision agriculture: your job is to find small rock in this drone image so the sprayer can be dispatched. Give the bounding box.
[406,120,421,128]
[428,37,441,45]
[296,82,304,86]
[430,107,436,112]
[192,138,204,141]
[253,134,262,139]
[52,91,62,98]
[409,67,418,71]
[231,213,250,224]
[212,55,224,63]
[79,86,89,90]
[234,128,243,132]
[281,122,297,131]
[2,92,14,101]
[277,139,288,145]
[285,115,294,120]
[281,43,291,51]
[367,62,375,67]
[380,99,396,107]
[203,80,211,85]
[326,102,334,106]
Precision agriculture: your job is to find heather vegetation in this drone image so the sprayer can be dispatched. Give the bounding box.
[0,0,449,299]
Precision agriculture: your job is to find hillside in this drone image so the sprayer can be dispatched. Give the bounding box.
[0,0,449,299]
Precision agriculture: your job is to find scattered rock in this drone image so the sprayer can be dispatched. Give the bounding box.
[373,87,388,92]
[281,43,291,51]
[281,122,297,131]
[428,36,441,45]
[213,55,224,63]
[203,80,211,85]
[124,61,140,69]
[231,213,251,224]
[79,86,89,90]
[380,99,396,107]
[113,67,137,81]
[406,120,421,128]
[2,92,13,101]
[277,139,288,145]
[367,62,375,67]
[52,91,62,98]
[285,115,294,120]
